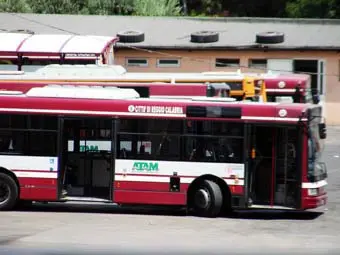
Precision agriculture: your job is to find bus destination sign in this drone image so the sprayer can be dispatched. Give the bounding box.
[128,105,184,115]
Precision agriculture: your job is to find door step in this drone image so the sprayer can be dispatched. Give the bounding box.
[249,204,296,210]
[61,196,112,203]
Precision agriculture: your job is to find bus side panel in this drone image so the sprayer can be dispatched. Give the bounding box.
[113,190,187,205]
[112,160,244,206]
[0,155,59,201]
[113,177,188,205]
[113,180,244,206]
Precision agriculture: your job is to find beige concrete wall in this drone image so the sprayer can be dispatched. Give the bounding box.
[115,49,340,125]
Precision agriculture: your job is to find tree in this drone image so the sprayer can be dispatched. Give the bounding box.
[26,0,79,14]
[81,0,134,15]
[286,0,340,18]
[133,0,182,16]
[0,0,31,12]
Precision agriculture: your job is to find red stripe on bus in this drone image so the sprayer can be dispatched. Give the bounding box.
[115,181,189,192]
[18,177,57,201]
[115,181,244,195]
[18,177,57,186]
[113,190,187,205]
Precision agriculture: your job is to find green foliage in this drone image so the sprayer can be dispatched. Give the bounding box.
[286,0,340,18]
[25,0,79,14]
[0,0,339,18]
[0,0,31,12]
[80,0,133,15]
[133,0,182,16]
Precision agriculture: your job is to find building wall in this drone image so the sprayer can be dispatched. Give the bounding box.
[115,49,340,125]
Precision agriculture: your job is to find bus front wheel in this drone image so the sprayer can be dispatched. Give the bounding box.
[191,179,222,218]
[0,173,18,210]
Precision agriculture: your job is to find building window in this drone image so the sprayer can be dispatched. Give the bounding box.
[126,58,148,67]
[249,59,267,69]
[215,58,240,67]
[157,59,180,68]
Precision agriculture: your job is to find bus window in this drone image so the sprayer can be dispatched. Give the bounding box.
[184,120,244,163]
[117,119,182,161]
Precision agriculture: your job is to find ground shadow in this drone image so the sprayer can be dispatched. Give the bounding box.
[225,209,324,220]
[15,202,324,221]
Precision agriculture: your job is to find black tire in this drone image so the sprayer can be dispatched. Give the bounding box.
[117,31,145,43]
[0,173,18,210]
[191,31,219,43]
[255,32,284,44]
[191,179,223,217]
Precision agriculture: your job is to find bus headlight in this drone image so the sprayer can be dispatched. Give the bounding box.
[308,188,318,196]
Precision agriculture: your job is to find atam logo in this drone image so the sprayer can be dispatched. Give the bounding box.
[132,162,159,172]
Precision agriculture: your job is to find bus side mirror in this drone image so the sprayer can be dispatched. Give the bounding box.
[312,94,320,104]
[319,123,327,139]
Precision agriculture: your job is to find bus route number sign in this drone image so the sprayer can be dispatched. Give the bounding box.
[128,105,184,114]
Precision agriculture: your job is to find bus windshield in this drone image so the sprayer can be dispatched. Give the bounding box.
[308,123,326,182]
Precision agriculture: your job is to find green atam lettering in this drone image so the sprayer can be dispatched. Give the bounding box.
[132,162,159,172]
[80,145,99,152]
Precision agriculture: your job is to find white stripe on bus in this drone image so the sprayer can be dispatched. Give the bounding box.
[301,180,327,189]
[13,171,58,179]
[0,155,58,171]
[242,116,307,122]
[114,175,244,186]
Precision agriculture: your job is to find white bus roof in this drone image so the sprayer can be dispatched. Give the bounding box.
[0,64,250,82]
[24,86,140,100]
[0,33,117,56]
[150,95,237,102]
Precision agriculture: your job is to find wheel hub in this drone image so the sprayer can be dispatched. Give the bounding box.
[0,181,10,204]
[194,188,210,209]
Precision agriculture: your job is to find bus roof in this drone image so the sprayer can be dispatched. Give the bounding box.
[0,65,311,93]
[0,33,117,58]
[0,87,317,123]
[0,64,249,82]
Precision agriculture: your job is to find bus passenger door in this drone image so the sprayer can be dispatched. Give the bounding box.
[59,117,115,202]
[274,127,301,209]
[248,125,301,208]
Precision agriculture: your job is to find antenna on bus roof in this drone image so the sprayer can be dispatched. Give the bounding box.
[45,84,120,90]
[26,86,140,100]
[0,70,25,75]
[35,64,127,77]
[0,90,25,96]
[201,70,243,76]
[191,96,237,102]
[150,95,237,102]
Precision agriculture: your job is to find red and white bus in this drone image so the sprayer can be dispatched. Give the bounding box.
[0,86,327,217]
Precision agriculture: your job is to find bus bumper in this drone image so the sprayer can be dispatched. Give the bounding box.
[302,193,328,209]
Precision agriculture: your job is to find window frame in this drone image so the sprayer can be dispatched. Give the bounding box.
[126,58,149,67]
[156,58,180,68]
[215,58,240,68]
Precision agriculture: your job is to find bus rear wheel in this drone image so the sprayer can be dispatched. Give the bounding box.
[191,180,222,218]
[0,173,18,210]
